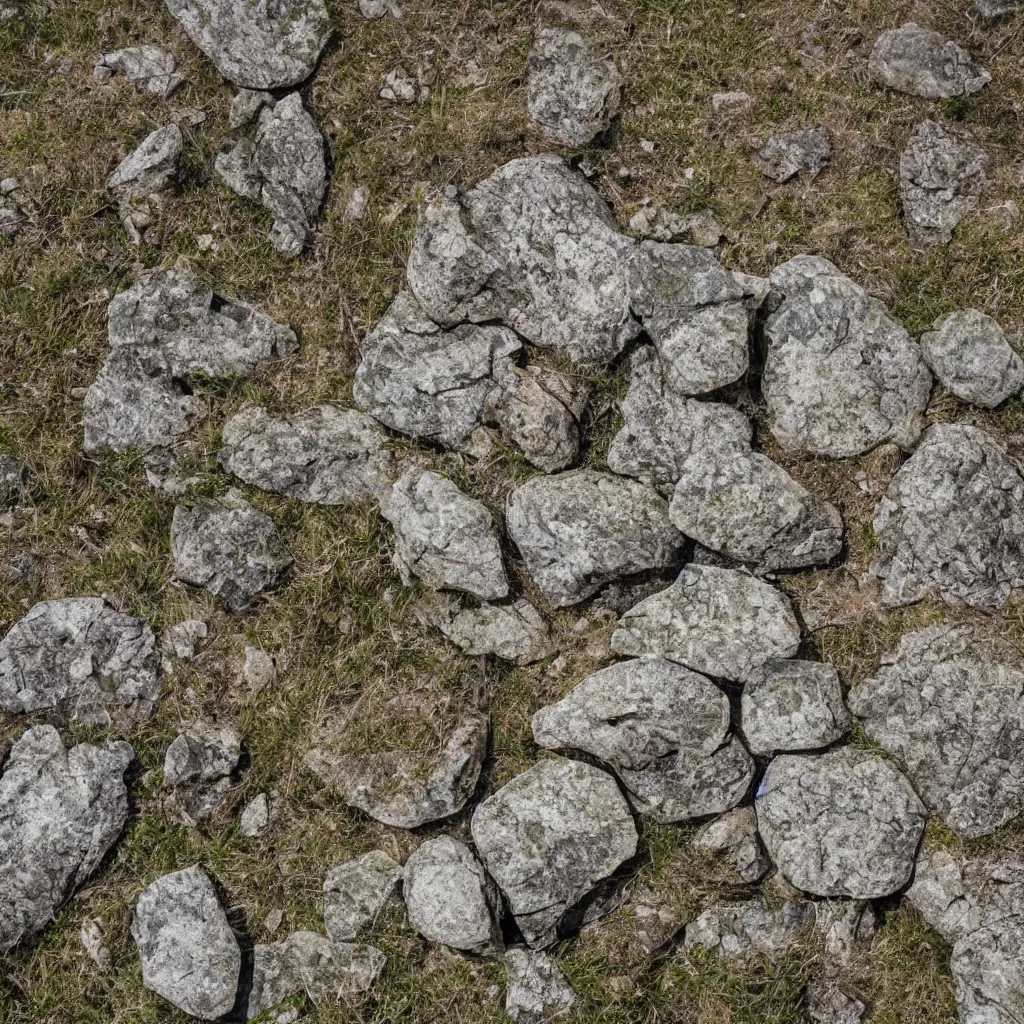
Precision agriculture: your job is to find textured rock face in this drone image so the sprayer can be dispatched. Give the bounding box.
[171,494,293,611]
[806,979,866,1024]
[869,23,990,99]
[850,624,1024,838]
[920,309,1024,408]
[95,45,182,97]
[106,124,182,200]
[239,791,275,836]
[693,806,770,883]
[506,469,683,608]
[163,721,241,825]
[611,566,801,684]
[755,748,927,899]
[164,0,331,89]
[684,897,814,961]
[471,759,638,948]
[0,597,159,725]
[900,120,991,247]
[0,726,133,953]
[753,127,831,182]
[220,405,395,504]
[323,851,402,942]
[869,423,1024,610]
[628,205,725,247]
[764,256,932,457]
[430,597,554,665]
[403,836,502,954]
[526,28,621,147]
[131,864,240,1020]
[532,658,753,823]
[504,948,576,1024]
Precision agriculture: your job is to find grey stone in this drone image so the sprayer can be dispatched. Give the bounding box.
[526,27,621,147]
[920,309,1024,408]
[814,900,878,963]
[900,120,991,247]
[504,947,576,1024]
[163,720,241,825]
[95,45,183,97]
[215,137,261,199]
[323,851,402,942]
[360,0,400,17]
[229,87,274,128]
[131,864,240,1020]
[427,595,554,665]
[0,455,29,507]
[143,447,195,497]
[506,469,683,608]
[693,806,771,883]
[240,790,277,836]
[806,979,866,1024]
[0,597,159,726]
[712,90,753,113]
[755,748,927,899]
[0,203,28,236]
[753,127,831,182]
[764,255,932,456]
[242,646,276,690]
[684,897,814,961]
[164,0,331,90]
[471,758,638,948]
[0,726,133,952]
[611,565,801,684]
[106,124,182,200]
[379,68,427,104]
[869,423,1024,610]
[80,918,111,970]
[160,619,208,672]
[869,23,990,99]
[628,206,725,247]
[975,0,1022,14]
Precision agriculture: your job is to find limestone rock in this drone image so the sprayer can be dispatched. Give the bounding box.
[753,127,831,182]
[693,807,771,884]
[163,720,241,825]
[229,87,274,128]
[806,979,866,1024]
[684,897,814,961]
[755,748,927,899]
[628,205,725,247]
[95,45,182,97]
[0,454,30,507]
[869,23,990,99]
[80,918,111,969]
[471,758,638,948]
[242,646,276,690]
[504,947,576,1024]
[427,596,554,665]
[323,851,402,942]
[0,726,133,952]
[240,790,277,836]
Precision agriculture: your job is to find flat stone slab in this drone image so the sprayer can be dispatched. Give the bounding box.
[684,897,814,962]
[869,23,990,99]
[504,948,576,1024]
[323,851,402,942]
[753,127,831,182]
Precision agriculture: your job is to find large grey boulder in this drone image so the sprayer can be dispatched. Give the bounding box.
[426,596,554,665]
[0,597,159,726]
[755,748,927,899]
[504,947,576,1024]
[94,45,183,97]
[506,469,683,608]
[610,565,801,684]
[850,624,1024,838]
[0,726,133,952]
[131,864,240,1020]
[163,721,241,825]
[684,897,814,962]
[869,423,1024,610]
[869,23,990,99]
[164,0,331,89]
[532,658,754,822]
[471,759,638,948]
[323,851,402,942]
[693,806,770,884]
[753,127,831,182]
[763,256,931,456]
[526,27,621,147]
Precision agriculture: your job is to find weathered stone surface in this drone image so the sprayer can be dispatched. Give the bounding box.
[404,836,502,954]
[611,565,801,684]
[504,947,576,1024]
[229,87,274,128]
[684,897,814,961]
[506,469,683,608]
[163,720,241,825]
[869,423,1024,610]
[753,127,831,182]
[323,851,402,942]
[0,597,159,726]
[242,647,276,690]
[95,45,183,97]
[755,748,927,899]
[171,493,293,611]
[132,864,240,1020]
[106,124,181,200]
[742,660,851,756]
[239,790,277,837]
[900,120,991,247]
[693,806,771,883]
[532,657,753,822]
[160,620,208,671]
[379,68,428,104]
[628,205,725,247]
[426,595,554,665]
[920,309,1024,408]
[80,918,111,970]
[869,23,989,99]
[165,0,331,90]
[763,255,932,456]
[0,726,133,953]
[806,979,866,1024]
[814,900,878,964]
[526,27,621,147]
[850,624,1024,838]
[0,454,29,507]
[471,759,638,948]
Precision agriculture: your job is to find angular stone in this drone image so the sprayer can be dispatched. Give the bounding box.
[229,87,274,128]
[242,646,276,690]
[806,979,866,1024]
[869,23,990,99]
[753,127,831,182]
[239,790,277,836]
[0,727,133,952]
[628,205,725,247]
[323,851,402,942]
[80,918,111,969]
[814,900,878,963]
[611,565,801,684]
[163,720,241,825]
[0,454,29,507]
[504,947,576,1024]
[684,897,814,961]
[471,759,638,948]
[160,619,208,671]
[379,68,426,104]
[755,748,927,899]
[0,597,159,726]
[693,806,771,884]
[106,124,182,200]
[764,255,932,456]
[95,45,183,97]
[427,596,554,665]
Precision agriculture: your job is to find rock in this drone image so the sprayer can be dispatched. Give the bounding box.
[0,726,133,953]
[763,255,932,456]
[164,0,331,89]
[506,469,683,608]
[0,201,29,236]
[427,596,554,665]
[0,597,159,725]
[753,126,831,182]
[693,806,771,883]
[975,0,1022,14]
[95,45,183,97]
[344,185,370,221]
[712,90,753,113]
[900,120,991,247]
[628,206,725,247]
[305,712,487,828]
[611,565,801,684]
[869,423,1024,610]
[526,27,621,147]
[132,864,240,1019]
[242,646,276,689]
[755,748,927,899]
[806,979,866,1024]
[240,790,277,836]
[323,851,402,942]
[379,68,428,104]
[106,123,182,243]
[471,758,638,948]
[80,918,111,969]
[143,447,196,496]
[403,836,502,954]
[171,493,293,611]
[379,468,508,600]
[684,897,814,961]
[813,900,878,963]
[163,720,241,825]
[160,619,208,672]
[920,309,1024,408]
[850,624,1024,838]
[741,660,851,756]
[504,948,576,1024]
[869,23,990,99]
[1,456,31,508]
[532,657,754,823]
[360,0,401,17]
[229,87,274,128]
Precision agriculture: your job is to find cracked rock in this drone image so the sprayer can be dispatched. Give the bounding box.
[229,87,274,128]
[163,720,241,825]
[869,23,990,99]
[814,900,878,963]
[504,947,576,1024]
[323,851,402,942]
[471,758,638,948]
[0,726,133,953]
[106,124,182,243]
[95,45,183,97]
[693,807,771,884]
[425,595,554,665]
[753,127,831,182]
[755,748,927,899]
[684,896,814,961]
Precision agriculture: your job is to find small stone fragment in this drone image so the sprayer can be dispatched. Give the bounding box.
[240,790,277,837]
[427,596,554,665]
[869,23,990,99]
[693,806,770,883]
[106,124,182,243]
[684,897,814,962]
[806,979,866,1024]
[814,900,878,963]
[753,126,831,182]
[504,947,576,1024]
[323,851,402,942]
[229,87,274,128]
[378,68,427,104]
[242,646,276,690]
[142,447,195,497]
[95,45,183,97]
[712,90,753,113]
[344,185,370,221]
[974,0,1022,14]
[628,205,725,247]
[80,918,111,969]
[160,619,208,672]
[164,720,241,825]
